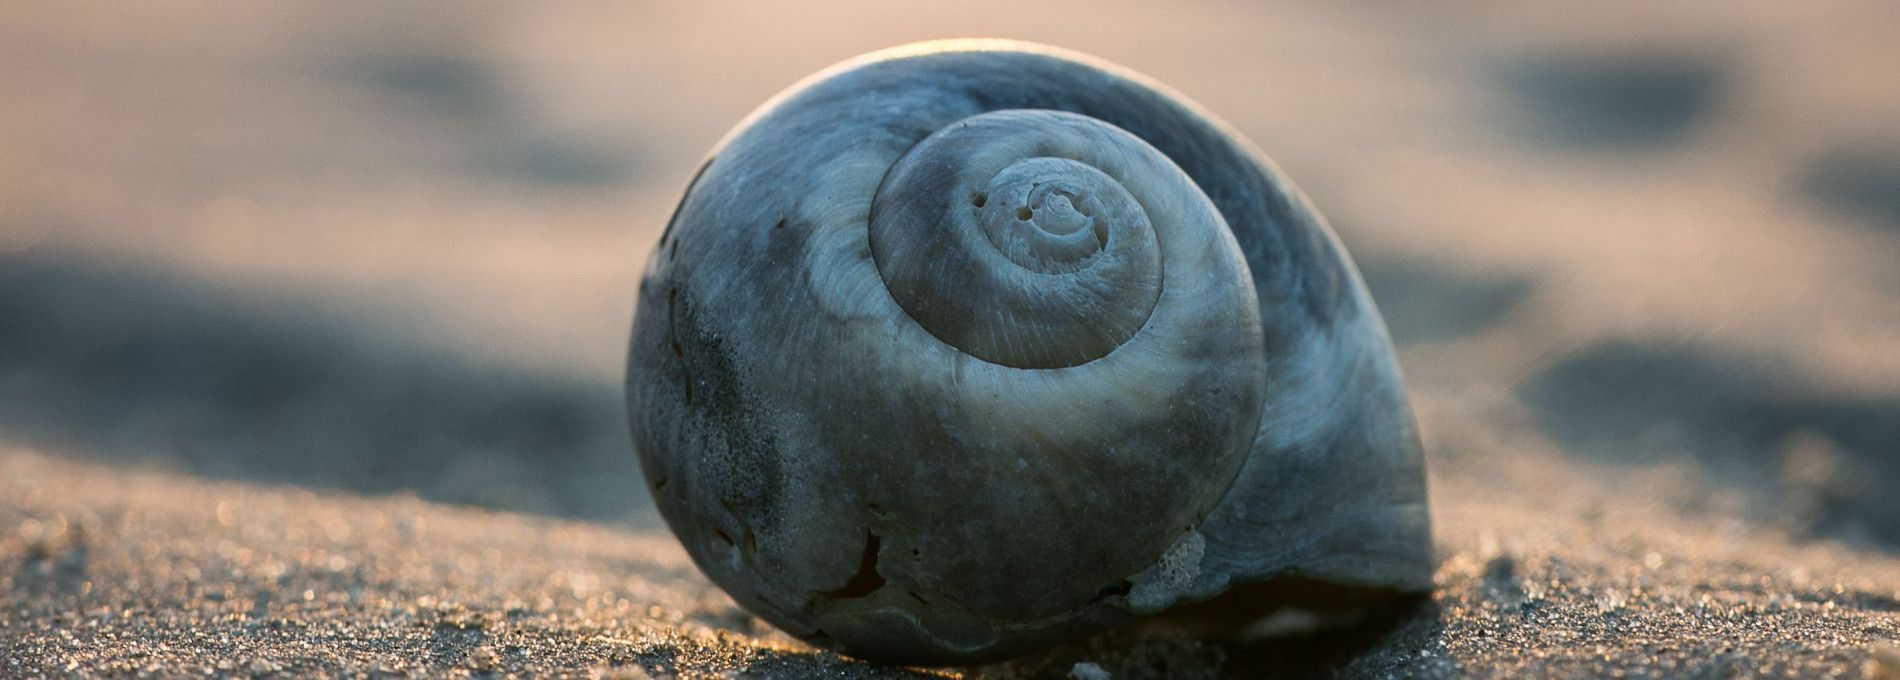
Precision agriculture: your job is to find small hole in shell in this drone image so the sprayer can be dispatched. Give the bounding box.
[1016,206,1033,221]
[971,193,987,208]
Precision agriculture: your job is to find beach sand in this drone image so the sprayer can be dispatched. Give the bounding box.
[5,443,1897,677]
[2,1,1898,676]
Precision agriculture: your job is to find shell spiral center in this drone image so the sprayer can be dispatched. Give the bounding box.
[870,111,1167,369]
[976,158,1125,275]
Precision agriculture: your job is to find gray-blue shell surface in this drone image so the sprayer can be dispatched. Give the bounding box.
[626,40,1432,665]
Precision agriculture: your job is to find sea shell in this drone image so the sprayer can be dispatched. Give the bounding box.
[626,40,1432,665]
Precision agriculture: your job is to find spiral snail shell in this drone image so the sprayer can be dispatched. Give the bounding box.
[627,40,1431,664]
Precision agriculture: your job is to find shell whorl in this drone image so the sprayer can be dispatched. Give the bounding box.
[870,110,1187,369]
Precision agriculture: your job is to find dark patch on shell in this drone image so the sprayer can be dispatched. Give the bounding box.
[670,294,786,550]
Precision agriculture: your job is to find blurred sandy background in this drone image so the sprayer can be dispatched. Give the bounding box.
[3,2,1899,676]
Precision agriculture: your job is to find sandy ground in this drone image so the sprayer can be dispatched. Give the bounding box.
[5,445,1897,678]
[3,1,1900,677]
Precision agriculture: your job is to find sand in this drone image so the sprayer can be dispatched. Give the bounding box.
[5,443,1897,678]
[3,1,1900,677]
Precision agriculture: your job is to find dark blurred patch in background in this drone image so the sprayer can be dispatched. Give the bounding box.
[0,250,639,522]
[1495,51,1728,151]
[1356,255,1534,347]
[1804,145,1900,233]
[1521,342,1900,547]
[348,51,641,188]
[355,53,508,117]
